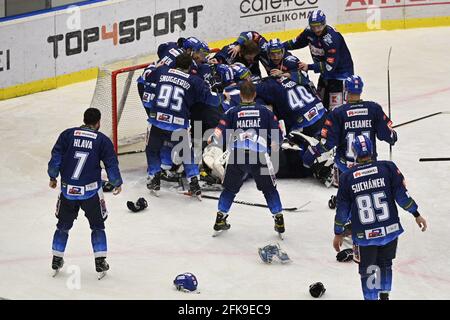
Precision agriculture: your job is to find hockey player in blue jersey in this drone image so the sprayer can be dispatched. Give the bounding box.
[209,81,285,237]
[333,135,427,300]
[255,75,332,183]
[284,10,354,110]
[211,35,262,78]
[48,108,123,278]
[303,75,397,204]
[142,52,224,198]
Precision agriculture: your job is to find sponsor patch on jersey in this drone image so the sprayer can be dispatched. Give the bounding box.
[74,130,97,140]
[386,223,400,234]
[157,112,173,124]
[142,92,152,103]
[304,106,319,122]
[353,167,378,179]
[309,44,325,56]
[347,108,369,117]
[168,68,189,78]
[238,110,260,118]
[173,117,185,126]
[85,182,98,192]
[67,185,85,196]
[326,64,333,72]
[365,227,386,239]
[168,48,181,57]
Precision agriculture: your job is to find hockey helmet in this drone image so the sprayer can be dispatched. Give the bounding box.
[173,272,198,292]
[352,135,373,159]
[345,75,364,95]
[182,37,210,54]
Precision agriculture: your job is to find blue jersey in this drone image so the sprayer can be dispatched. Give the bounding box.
[215,102,282,153]
[256,77,326,132]
[321,100,395,166]
[284,26,354,80]
[142,66,223,131]
[336,160,418,246]
[156,42,202,75]
[157,42,184,68]
[48,126,123,200]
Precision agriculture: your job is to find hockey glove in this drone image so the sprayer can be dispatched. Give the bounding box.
[390,130,398,146]
[102,181,115,192]
[127,198,148,213]
[336,248,353,262]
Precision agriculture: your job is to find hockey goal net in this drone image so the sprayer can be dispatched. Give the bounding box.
[90,54,157,155]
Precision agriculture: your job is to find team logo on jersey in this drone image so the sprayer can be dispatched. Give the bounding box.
[365,227,386,239]
[67,185,85,196]
[347,109,369,117]
[157,112,173,124]
[323,33,333,45]
[74,130,98,139]
[353,167,378,178]
[238,110,260,118]
[304,107,319,122]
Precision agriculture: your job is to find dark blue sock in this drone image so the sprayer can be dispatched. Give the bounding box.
[52,229,69,256]
[91,229,107,258]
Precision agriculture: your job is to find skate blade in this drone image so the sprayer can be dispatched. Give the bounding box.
[277,233,284,240]
[52,269,60,277]
[212,229,228,237]
[97,271,107,280]
[150,189,160,197]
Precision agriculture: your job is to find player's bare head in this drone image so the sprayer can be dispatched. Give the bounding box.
[240,81,257,102]
[240,40,260,64]
[84,108,101,129]
[175,53,193,72]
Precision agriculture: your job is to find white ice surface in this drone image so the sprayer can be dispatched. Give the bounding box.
[1,27,450,300]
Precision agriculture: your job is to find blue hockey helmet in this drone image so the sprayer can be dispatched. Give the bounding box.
[231,63,251,81]
[352,135,373,160]
[183,37,210,54]
[215,64,235,85]
[308,10,326,28]
[345,75,364,94]
[173,272,198,292]
[267,38,284,55]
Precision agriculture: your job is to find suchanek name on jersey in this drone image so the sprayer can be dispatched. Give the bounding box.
[352,177,386,193]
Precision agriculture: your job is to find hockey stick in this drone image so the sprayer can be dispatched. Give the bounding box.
[387,47,393,160]
[200,194,311,212]
[419,158,450,162]
[118,149,145,156]
[392,112,445,129]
